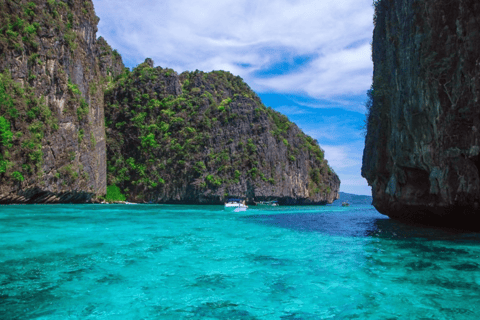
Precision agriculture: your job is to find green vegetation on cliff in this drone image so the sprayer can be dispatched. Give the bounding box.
[0,0,121,203]
[104,184,126,203]
[0,0,339,204]
[105,59,338,203]
[0,71,58,186]
[0,0,97,53]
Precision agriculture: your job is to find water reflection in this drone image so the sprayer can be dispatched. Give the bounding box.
[370,218,480,243]
[244,206,386,238]
[245,206,480,244]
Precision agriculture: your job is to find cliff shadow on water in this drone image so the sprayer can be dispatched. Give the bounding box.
[245,204,480,241]
[362,0,480,230]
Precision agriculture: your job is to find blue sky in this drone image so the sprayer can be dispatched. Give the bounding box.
[92,0,374,195]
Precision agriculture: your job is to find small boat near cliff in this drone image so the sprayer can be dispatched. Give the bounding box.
[224,199,248,212]
[342,201,350,207]
[255,200,279,207]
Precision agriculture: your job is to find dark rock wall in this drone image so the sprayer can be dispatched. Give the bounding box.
[362,0,480,227]
[105,61,340,204]
[0,0,122,203]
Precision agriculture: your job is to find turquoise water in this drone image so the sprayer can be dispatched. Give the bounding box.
[1,204,480,319]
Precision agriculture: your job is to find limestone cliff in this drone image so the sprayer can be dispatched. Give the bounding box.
[105,59,340,204]
[0,0,122,203]
[0,0,339,205]
[362,0,480,228]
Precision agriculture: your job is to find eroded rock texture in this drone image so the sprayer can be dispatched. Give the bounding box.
[362,0,480,228]
[105,60,340,204]
[0,0,339,205]
[0,0,122,203]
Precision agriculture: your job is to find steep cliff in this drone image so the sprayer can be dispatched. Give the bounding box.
[0,0,339,205]
[362,0,480,228]
[105,59,340,204]
[0,0,122,203]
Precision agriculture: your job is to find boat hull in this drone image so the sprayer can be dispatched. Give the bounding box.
[224,203,248,211]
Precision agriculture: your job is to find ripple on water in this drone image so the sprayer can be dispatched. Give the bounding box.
[451,262,480,271]
[1,204,480,319]
[191,274,234,290]
[191,301,258,319]
[405,261,441,271]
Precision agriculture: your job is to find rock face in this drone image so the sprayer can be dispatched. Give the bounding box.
[0,0,339,205]
[0,0,122,203]
[105,60,340,204]
[362,0,480,228]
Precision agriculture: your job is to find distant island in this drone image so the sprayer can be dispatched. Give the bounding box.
[332,192,372,206]
[0,0,339,205]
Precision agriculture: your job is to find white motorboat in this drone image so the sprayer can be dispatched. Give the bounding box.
[224,199,248,211]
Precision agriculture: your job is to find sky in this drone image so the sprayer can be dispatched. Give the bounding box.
[92,0,374,195]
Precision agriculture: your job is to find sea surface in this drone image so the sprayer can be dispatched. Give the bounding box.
[1,202,480,319]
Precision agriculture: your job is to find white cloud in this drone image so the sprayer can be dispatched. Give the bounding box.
[304,115,365,142]
[254,44,373,97]
[275,105,312,115]
[293,96,368,113]
[322,145,360,169]
[337,174,371,196]
[93,0,374,100]
[320,143,370,195]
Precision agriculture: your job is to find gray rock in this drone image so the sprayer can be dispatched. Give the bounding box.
[362,0,480,229]
[105,68,340,204]
[0,0,122,203]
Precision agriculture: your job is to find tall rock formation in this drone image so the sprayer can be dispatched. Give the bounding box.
[362,0,480,228]
[0,0,122,203]
[105,60,340,204]
[0,0,339,205]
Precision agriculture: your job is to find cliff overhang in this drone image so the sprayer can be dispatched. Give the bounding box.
[362,0,480,229]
